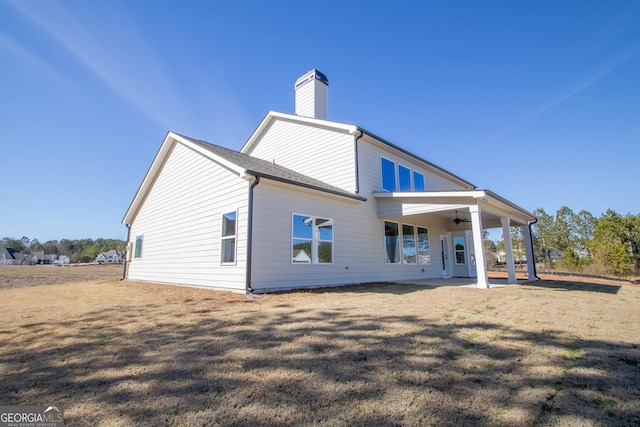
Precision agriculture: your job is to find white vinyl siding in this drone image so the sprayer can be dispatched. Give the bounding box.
[361,139,471,195]
[249,180,450,292]
[127,142,248,291]
[247,120,356,192]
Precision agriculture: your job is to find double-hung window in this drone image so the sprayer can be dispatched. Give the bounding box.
[221,211,237,264]
[292,214,333,264]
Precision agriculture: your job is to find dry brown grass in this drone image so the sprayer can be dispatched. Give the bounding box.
[1,265,639,426]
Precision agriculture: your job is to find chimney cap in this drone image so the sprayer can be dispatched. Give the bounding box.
[295,69,328,88]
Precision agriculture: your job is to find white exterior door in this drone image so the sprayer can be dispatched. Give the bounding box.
[440,236,450,278]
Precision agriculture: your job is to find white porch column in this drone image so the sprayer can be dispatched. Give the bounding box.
[469,204,489,288]
[501,217,517,283]
[522,223,537,281]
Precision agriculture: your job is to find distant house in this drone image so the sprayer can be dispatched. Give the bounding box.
[31,251,55,265]
[123,69,537,293]
[0,246,21,265]
[53,255,71,266]
[95,250,124,264]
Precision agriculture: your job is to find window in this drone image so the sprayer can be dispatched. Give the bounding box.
[386,222,430,265]
[292,214,333,264]
[381,158,396,191]
[402,224,416,264]
[134,235,143,258]
[413,172,425,191]
[454,237,466,264]
[398,165,411,191]
[417,227,430,264]
[221,211,237,264]
[384,221,400,263]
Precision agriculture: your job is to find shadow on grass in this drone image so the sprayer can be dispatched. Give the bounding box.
[281,282,430,296]
[523,280,621,294]
[1,296,638,426]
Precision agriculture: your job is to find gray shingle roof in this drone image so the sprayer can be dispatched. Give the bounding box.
[176,134,366,201]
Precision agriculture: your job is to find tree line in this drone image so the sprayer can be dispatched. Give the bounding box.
[528,207,639,276]
[1,237,126,263]
[3,206,639,276]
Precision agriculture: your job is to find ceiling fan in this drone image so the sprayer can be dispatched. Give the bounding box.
[453,210,470,225]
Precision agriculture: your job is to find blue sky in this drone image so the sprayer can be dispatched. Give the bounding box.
[1,0,639,243]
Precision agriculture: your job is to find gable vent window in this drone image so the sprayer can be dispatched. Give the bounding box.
[221,211,237,264]
[292,214,333,264]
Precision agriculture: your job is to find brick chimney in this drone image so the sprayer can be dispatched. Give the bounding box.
[295,69,328,120]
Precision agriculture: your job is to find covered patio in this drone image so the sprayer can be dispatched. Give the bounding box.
[375,190,537,288]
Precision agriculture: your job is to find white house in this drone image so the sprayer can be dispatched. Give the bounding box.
[123,69,536,293]
[95,250,124,264]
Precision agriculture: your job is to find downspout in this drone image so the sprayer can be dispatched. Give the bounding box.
[528,218,540,280]
[353,130,363,194]
[121,223,131,280]
[245,176,261,294]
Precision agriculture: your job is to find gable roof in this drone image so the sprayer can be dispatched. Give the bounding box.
[123,132,365,225]
[179,134,366,201]
[241,111,476,189]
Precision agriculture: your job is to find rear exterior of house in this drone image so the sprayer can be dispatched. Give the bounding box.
[123,70,536,293]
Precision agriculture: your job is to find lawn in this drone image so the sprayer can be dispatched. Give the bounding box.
[1,265,639,426]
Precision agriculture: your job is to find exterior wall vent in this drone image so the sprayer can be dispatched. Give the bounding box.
[295,69,328,120]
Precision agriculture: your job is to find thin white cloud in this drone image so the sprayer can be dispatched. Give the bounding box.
[496,42,640,137]
[5,1,198,129]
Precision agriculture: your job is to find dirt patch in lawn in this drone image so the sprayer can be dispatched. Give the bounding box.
[0,264,123,289]
[1,266,639,426]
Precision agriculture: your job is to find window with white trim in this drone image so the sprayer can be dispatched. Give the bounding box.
[398,165,412,191]
[381,158,396,192]
[384,221,400,264]
[417,227,430,264]
[413,172,425,191]
[402,224,416,264]
[221,211,237,264]
[134,235,143,258]
[381,157,427,192]
[454,236,466,264]
[384,222,430,265]
[292,214,333,264]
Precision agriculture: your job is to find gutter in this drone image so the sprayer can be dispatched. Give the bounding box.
[121,223,131,280]
[245,176,261,293]
[353,130,363,194]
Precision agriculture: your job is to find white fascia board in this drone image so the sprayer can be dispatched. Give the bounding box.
[480,190,536,224]
[240,111,359,154]
[373,190,535,225]
[373,190,487,199]
[122,132,177,224]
